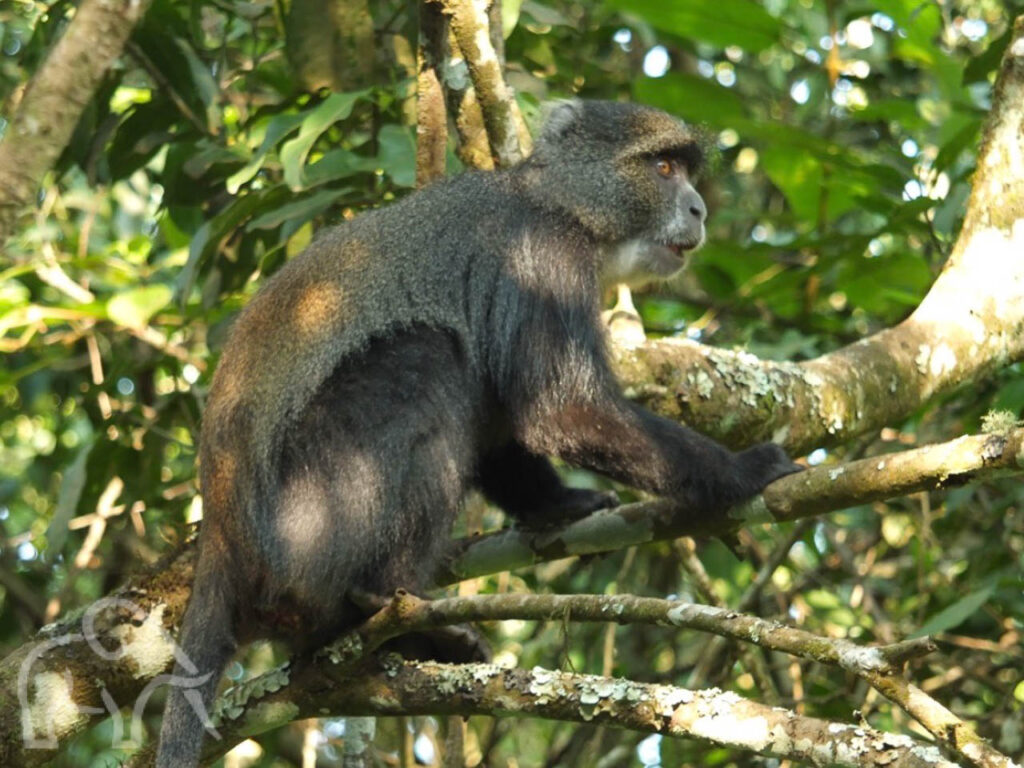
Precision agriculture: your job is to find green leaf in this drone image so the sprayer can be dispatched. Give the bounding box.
[46,439,94,555]
[0,277,31,313]
[934,118,981,175]
[608,0,781,52]
[963,28,1011,84]
[912,585,995,638]
[175,37,220,130]
[520,1,571,27]
[840,253,932,314]
[176,186,293,302]
[108,101,177,180]
[758,147,824,222]
[246,188,346,231]
[280,91,366,190]
[635,73,746,126]
[888,197,937,227]
[107,284,173,329]
[849,99,928,132]
[375,124,417,188]
[993,378,1024,416]
[304,148,379,187]
[760,144,876,223]
[872,0,942,65]
[183,143,246,178]
[804,589,842,611]
[503,0,524,37]
[227,112,307,193]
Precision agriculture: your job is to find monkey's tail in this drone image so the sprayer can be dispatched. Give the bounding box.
[155,544,237,768]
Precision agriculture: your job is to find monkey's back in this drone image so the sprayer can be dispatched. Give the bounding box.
[196,171,533,600]
[208,181,493,429]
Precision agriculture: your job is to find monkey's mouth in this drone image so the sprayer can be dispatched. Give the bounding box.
[666,240,702,259]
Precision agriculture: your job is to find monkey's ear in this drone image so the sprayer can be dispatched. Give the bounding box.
[537,99,584,144]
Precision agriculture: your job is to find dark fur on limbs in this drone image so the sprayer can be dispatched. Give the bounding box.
[156,100,800,767]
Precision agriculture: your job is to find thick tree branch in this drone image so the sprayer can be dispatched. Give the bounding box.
[0,0,153,245]
[0,552,193,767]
[444,55,497,171]
[615,18,1024,456]
[198,660,958,768]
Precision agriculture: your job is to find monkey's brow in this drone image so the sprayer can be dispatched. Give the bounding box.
[649,143,705,174]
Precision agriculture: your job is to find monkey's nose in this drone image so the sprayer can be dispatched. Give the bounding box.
[683,191,707,223]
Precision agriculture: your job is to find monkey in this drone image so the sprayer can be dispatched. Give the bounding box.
[155,99,800,767]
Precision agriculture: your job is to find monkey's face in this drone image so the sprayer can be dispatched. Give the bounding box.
[600,154,707,289]
[525,99,710,281]
[646,152,707,259]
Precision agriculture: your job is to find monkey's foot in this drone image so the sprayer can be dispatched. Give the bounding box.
[519,487,620,529]
[388,624,492,664]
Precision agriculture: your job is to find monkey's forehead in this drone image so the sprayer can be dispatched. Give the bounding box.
[575,101,690,138]
[532,100,700,164]
[586,102,695,153]
[627,107,690,135]
[625,122,697,154]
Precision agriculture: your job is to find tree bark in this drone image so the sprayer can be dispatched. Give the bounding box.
[441,0,527,166]
[416,0,450,186]
[202,661,960,768]
[0,0,153,245]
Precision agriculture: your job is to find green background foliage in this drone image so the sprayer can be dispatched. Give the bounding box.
[1,0,1022,765]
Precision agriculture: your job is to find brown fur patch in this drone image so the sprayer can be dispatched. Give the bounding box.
[203,453,238,519]
[292,281,345,337]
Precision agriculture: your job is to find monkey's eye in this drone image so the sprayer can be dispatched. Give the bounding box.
[654,158,674,178]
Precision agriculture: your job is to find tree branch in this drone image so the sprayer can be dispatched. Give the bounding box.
[199,659,959,768]
[415,0,449,186]
[1,425,1019,765]
[440,0,528,166]
[328,591,1008,768]
[336,591,936,673]
[440,427,1024,583]
[0,0,153,244]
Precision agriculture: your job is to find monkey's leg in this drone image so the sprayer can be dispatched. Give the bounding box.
[477,441,619,527]
[272,325,478,633]
[349,589,491,663]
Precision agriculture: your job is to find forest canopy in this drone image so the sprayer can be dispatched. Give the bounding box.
[0,1,1022,767]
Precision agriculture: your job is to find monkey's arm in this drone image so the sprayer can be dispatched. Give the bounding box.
[513,392,798,515]
[477,442,619,526]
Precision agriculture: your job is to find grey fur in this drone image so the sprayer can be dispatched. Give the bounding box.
[155,100,799,768]
[601,238,694,289]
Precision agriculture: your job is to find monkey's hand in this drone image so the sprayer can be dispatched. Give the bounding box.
[734,442,803,498]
